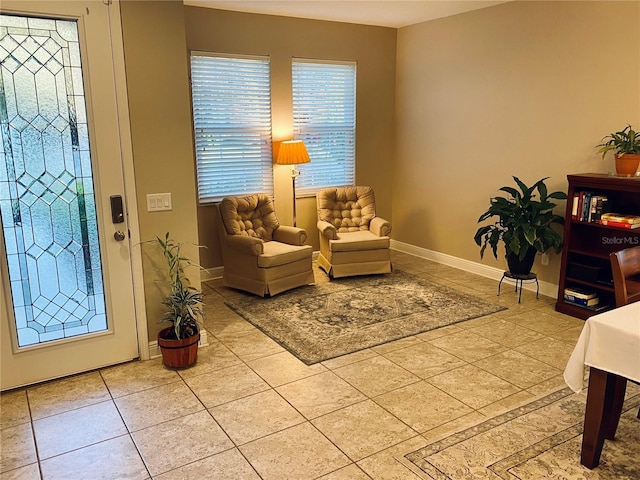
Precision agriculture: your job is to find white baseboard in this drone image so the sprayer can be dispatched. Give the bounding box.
[201,266,223,282]
[390,240,558,299]
[148,329,209,360]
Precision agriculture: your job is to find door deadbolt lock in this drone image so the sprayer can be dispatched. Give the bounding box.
[113,231,126,241]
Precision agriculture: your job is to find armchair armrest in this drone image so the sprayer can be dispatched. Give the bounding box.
[317,220,337,240]
[370,217,391,237]
[273,225,307,246]
[226,235,263,256]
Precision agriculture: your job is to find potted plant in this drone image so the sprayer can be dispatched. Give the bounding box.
[474,177,567,274]
[150,233,204,368]
[596,124,640,177]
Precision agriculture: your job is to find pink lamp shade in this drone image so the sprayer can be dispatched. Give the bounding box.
[275,140,310,165]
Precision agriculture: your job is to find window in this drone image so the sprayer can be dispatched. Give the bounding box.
[292,59,356,193]
[190,53,273,203]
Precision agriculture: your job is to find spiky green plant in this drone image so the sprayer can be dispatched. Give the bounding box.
[596,124,640,158]
[474,177,567,261]
[154,233,203,340]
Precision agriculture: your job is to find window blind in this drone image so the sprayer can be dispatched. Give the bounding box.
[190,54,273,203]
[292,60,356,193]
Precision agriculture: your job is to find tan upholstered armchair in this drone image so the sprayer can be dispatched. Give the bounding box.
[316,186,392,278]
[216,194,314,296]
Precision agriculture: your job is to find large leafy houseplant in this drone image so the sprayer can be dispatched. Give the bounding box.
[474,177,567,273]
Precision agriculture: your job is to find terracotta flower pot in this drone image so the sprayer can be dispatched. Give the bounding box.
[158,327,199,368]
[615,154,640,177]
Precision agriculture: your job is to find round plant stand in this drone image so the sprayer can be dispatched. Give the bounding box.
[497,272,539,303]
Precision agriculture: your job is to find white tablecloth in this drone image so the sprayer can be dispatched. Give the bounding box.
[564,302,640,393]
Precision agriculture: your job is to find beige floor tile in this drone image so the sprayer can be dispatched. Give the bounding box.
[202,309,255,337]
[100,358,181,397]
[0,390,30,429]
[132,410,232,477]
[312,400,416,461]
[276,371,366,419]
[177,339,242,379]
[39,435,148,480]
[514,337,575,370]
[467,319,545,348]
[0,422,37,473]
[527,375,569,397]
[374,381,473,433]
[34,400,126,459]
[414,324,465,341]
[26,372,110,420]
[321,348,378,369]
[184,363,270,408]
[381,342,468,380]
[548,325,584,345]
[240,422,350,480]
[210,390,305,445]
[0,463,41,480]
[371,336,424,355]
[247,351,327,387]
[474,350,561,389]
[427,365,521,410]
[509,311,580,335]
[155,448,260,479]
[357,435,430,480]
[317,463,371,479]
[114,381,204,431]
[334,356,421,397]
[477,390,536,417]
[428,330,508,362]
[214,329,285,361]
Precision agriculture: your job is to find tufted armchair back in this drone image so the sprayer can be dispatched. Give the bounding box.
[317,186,376,233]
[219,194,279,241]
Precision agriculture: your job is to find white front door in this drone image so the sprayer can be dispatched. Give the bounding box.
[0,0,140,390]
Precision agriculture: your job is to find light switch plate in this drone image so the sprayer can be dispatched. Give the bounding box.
[147,193,172,212]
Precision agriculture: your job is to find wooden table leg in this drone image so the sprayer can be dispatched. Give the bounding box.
[581,368,626,469]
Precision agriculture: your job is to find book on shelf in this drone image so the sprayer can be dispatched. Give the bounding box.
[562,300,610,313]
[599,219,640,229]
[563,294,599,307]
[599,213,640,224]
[571,192,610,222]
[563,287,598,300]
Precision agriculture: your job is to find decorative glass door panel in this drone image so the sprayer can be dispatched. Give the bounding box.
[0,14,107,347]
[0,1,139,390]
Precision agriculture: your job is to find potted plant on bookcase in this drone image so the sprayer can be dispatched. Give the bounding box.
[149,233,204,369]
[474,177,567,274]
[596,124,640,177]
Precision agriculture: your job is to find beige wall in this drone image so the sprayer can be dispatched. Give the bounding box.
[120,1,200,340]
[394,0,640,284]
[184,7,397,269]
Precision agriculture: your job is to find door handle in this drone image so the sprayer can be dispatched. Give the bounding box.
[114,231,126,241]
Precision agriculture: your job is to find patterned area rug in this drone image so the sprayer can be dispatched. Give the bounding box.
[224,270,506,364]
[404,387,640,479]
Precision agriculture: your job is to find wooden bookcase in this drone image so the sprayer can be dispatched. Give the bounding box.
[555,173,640,319]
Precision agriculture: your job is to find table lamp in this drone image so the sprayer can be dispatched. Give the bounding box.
[275,140,310,226]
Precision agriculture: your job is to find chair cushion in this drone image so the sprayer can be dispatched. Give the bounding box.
[317,186,376,233]
[330,230,390,252]
[258,241,313,268]
[220,194,279,241]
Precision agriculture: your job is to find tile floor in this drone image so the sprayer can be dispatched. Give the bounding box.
[0,252,634,479]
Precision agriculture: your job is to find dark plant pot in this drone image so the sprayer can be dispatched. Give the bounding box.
[506,248,537,275]
[158,327,199,368]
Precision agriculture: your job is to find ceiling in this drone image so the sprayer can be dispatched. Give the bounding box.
[183,1,511,28]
